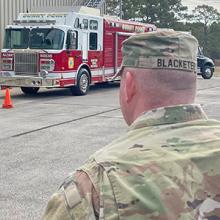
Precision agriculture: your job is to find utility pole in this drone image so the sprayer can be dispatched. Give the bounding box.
[119,0,123,19]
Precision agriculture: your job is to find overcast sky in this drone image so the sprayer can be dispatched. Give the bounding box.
[182,0,220,11]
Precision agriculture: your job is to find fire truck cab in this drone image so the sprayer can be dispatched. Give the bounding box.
[0,7,156,95]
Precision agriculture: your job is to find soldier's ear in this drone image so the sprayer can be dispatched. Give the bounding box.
[125,71,136,103]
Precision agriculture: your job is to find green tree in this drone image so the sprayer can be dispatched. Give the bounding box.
[134,0,187,28]
[191,5,220,53]
[106,0,188,28]
[106,0,121,17]
[192,5,220,27]
[208,22,220,59]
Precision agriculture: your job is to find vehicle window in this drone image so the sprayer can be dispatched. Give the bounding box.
[74,18,80,28]
[29,28,64,50]
[3,28,30,49]
[89,20,98,30]
[82,19,88,29]
[66,30,78,49]
[198,47,203,56]
[89,33,97,50]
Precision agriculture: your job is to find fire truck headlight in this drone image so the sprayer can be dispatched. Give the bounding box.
[49,59,55,71]
[2,58,13,71]
[40,70,48,78]
[40,59,55,71]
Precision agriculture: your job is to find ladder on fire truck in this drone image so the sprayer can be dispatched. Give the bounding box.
[72,0,106,9]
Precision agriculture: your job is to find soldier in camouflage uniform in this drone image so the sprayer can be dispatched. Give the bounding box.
[42,31,220,220]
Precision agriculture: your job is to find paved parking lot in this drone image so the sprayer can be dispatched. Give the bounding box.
[0,77,220,220]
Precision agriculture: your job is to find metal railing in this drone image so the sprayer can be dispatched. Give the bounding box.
[86,0,105,9]
[72,0,105,9]
[72,0,90,7]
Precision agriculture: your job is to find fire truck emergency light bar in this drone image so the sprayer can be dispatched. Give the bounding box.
[13,20,56,25]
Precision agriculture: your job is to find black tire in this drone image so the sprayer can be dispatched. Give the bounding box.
[70,68,90,96]
[201,65,213,79]
[21,87,40,95]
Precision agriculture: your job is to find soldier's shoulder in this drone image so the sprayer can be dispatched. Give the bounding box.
[42,173,97,220]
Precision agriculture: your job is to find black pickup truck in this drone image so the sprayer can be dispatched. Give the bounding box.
[197,47,215,79]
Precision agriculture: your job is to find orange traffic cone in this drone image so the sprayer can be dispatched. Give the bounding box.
[2,88,13,109]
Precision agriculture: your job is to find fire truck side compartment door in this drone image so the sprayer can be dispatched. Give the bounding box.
[82,32,88,61]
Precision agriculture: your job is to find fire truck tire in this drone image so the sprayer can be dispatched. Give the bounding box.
[70,69,90,96]
[21,87,40,95]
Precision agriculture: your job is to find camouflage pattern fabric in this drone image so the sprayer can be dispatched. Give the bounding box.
[114,30,198,78]
[42,104,220,220]
[42,171,98,220]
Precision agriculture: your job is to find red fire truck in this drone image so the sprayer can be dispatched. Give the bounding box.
[0,7,156,95]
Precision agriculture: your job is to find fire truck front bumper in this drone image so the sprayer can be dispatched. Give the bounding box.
[0,76,61,88]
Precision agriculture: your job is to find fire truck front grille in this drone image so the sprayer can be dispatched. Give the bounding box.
[14,53,38,75]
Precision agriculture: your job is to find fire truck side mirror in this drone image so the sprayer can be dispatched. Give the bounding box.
[79,23,85,29]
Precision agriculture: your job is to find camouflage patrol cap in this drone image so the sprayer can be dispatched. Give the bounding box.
[114,30,198,78]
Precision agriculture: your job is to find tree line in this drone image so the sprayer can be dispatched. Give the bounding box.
[106,0,220,60]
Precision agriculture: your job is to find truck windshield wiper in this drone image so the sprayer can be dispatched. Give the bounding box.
[39,48,48,53]
[6,48,13,52]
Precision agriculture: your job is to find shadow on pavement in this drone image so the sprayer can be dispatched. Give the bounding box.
[6,82,120,99]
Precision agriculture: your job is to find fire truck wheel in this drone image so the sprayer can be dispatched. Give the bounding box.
[70,69,90,96]
[21,87,40,95]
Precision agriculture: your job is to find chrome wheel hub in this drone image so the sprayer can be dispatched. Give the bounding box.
[80,74,88,93]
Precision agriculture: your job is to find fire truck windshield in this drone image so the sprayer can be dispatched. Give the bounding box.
[3,28,65,50]
[4,28,30,49]
[29,28,64,50]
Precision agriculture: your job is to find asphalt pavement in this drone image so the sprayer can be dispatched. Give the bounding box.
[0,77,220,220]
